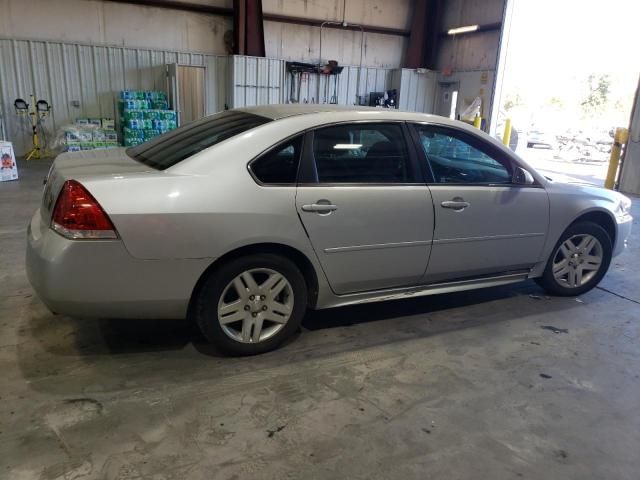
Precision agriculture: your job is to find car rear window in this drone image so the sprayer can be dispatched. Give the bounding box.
[126,110,271,170]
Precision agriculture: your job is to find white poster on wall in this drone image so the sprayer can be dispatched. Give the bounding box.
[0,141,19,182]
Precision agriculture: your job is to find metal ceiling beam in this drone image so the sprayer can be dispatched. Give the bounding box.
[104,0,233,16]
[405,0,443,69]
[102,0,409,37]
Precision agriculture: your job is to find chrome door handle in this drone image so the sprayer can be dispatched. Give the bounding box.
[302,203,337,213]
[441,200,470,211]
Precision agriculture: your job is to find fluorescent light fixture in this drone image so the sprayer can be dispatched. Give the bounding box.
[447,25,478,35]
[333,143,362,149]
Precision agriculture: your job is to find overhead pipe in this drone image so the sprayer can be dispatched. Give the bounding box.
[317,0,365,105]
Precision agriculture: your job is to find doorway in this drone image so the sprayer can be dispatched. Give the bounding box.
[167,64,205,126]
[492,0,640,185]
[436,82,460,119]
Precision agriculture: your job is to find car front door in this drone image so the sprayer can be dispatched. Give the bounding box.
[409,123,549,283]
[296,122,434,295]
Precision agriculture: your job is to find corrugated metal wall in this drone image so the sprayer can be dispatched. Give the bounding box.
[0,38,227,155]
[0,38,440,156]
[390,69,438,113]
[286,65,394,106]
[230,56,286,108]
[205,55,232,114]
[230,55,395,108]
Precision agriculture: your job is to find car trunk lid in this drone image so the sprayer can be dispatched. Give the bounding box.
[41,147,156,222]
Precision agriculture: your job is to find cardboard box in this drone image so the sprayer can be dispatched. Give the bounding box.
[0,141,18,182]
[104,130,118,142]
[78,130,93,142]
[92,129,107,142]
[64,129,81,142]
[65,143,82,152]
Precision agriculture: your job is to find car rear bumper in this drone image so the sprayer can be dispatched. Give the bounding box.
[613,213,633,257]
[26,209,212,319]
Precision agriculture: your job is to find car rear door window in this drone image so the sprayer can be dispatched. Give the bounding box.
[127,110,271,170]
[310,123,416,184]
[250,135,303,185]
[413,125,512,184]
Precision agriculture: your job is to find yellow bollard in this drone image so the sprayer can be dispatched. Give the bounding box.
[502,118,512,147]
[473,115,482,129]
[604,127,629,190]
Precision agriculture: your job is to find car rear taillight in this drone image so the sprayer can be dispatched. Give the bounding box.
[51,180,118,239]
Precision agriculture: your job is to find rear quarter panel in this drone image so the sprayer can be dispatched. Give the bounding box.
[82,117,346,263]
[83,167,313,262]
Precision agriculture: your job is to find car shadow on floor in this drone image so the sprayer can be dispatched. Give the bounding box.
[18,279,587,394]
[28,279,548,359]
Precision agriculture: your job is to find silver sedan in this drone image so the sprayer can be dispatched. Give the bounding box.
[26,105,633,355]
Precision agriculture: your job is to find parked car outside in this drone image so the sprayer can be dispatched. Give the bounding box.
[526,129,556,149]
[27,105,633,354]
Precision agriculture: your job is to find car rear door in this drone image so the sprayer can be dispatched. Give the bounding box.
[295,122,435,295]
[408,123,549,283]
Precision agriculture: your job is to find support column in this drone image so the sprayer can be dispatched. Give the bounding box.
[405,0,442,69]
[234,0,265,57]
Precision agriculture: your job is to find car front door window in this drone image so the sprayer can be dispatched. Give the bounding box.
[416,127,512,184]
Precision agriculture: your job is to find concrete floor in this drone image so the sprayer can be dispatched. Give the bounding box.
[2,159,639,480]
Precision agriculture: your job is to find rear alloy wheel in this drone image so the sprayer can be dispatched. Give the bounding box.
[537,222,612,296]
[195,254,307,355]
[218,268,294,343]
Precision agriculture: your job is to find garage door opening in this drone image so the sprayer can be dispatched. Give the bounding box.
[492,0,640,185]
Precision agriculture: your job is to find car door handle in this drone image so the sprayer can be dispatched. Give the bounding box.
[302,203,338,213]
[441,200,470,211]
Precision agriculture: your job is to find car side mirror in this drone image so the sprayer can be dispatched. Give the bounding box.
[513,166,535,185]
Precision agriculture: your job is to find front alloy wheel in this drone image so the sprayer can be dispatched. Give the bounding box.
[537,221,612,296]
[551,234,603,288]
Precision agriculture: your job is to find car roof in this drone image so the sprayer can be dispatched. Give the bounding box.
[237,103,438,121]
[235,104,504,148]
[172,104,548,186]
[237,104,380,119]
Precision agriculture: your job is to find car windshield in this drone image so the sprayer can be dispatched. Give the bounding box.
[126,110,272,170]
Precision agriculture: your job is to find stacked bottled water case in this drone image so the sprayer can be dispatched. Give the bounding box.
[118,90,178,147]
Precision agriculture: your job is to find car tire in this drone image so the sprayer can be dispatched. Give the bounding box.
[536,221,612,296]
[194,253,307,355]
